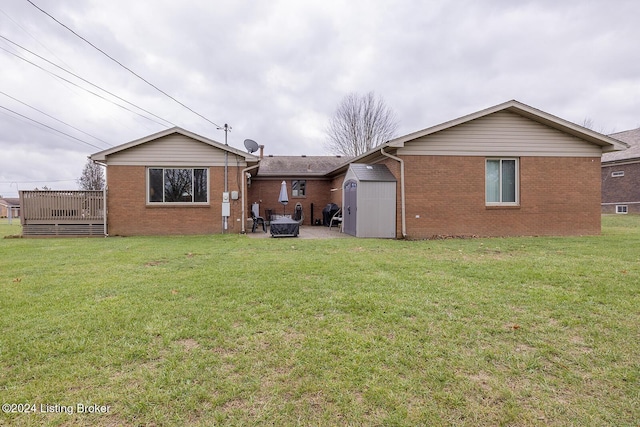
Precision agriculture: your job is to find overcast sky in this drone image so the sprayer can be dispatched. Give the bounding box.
[1,0,639,197]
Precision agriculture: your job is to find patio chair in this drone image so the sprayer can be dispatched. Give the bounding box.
[328,207,342,231]
[251,210,266,233]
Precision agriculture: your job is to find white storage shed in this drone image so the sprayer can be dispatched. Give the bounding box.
[342,164,397,238]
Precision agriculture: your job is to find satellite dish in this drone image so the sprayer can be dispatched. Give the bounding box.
[244,139,259,153]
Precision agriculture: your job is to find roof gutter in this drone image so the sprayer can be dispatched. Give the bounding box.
[241,163,260,234]
[380,147,406,239]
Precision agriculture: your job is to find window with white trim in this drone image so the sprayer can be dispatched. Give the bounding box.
[611,171,624,177]
[486,158,519,205]
[616,205,628,214]
[148,168,208,203]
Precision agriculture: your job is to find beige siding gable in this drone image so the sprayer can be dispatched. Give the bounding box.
[398,111,602,157]
[106,133,247,166]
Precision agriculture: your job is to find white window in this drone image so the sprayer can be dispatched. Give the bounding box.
[612,171,625,177]
[486,158,519,205]
[616,205,628,214]
[148,168,208,204]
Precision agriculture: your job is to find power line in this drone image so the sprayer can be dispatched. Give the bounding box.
[0,45,171,127]
[26,0,224,129]
[0,90,112,147]
[0,104,104,150]
[0,34,176,128]
[0,6,73,70]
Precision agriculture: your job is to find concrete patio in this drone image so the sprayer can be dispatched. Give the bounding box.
[245,224,348,239]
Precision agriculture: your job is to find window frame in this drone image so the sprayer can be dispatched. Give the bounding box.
[291,179,307,197]
[616,205,628,214]
[147,167,210,205]
[485,158,519,206]
[611,171,625,177]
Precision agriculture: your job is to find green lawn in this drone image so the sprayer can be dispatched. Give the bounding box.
[1,217,639,426]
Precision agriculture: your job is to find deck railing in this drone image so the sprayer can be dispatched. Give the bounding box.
[20,190,105,224]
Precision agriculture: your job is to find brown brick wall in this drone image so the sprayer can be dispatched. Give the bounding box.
[107,165,244,236]
[401,155,602,238]
[106,156,603,237]
[601,162,640,214]
[248,178,335,225]
[329,176,344,206]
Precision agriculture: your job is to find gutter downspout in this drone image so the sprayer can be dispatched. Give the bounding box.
[103,185,108,237]
[241,163,260,234]
[380,147,406,239]
[92,159,109,237]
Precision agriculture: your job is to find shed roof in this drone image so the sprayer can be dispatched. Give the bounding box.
[347,164,396,182]
[257,156,351,177]
[602,128,640,163]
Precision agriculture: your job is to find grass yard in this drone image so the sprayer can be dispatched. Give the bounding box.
[0,216,639,426]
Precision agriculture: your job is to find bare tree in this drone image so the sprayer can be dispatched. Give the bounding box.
[581,117,594,130]
[581,117,612,134]
[325,92,399,156]
[78,159,105,190]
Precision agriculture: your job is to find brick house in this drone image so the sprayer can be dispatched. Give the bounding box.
[89,100,626,238]
[0,197,20,218]
[601,128,640,214]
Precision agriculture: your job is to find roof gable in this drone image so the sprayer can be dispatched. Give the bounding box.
[398,110,607,157]
[90,127,259,164]
[388,100,628,152]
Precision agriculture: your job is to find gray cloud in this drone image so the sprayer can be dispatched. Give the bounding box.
[1,0,639,196]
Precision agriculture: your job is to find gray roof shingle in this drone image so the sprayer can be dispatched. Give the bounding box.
[257,156,352,176]
[604,128,640,163]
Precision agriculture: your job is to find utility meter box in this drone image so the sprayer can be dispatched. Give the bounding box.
[222,192,230,203]
[222,202,230,217]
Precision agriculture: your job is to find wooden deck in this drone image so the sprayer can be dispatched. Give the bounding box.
[20,190,106,236]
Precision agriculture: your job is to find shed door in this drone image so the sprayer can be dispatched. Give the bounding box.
[343,180,357,236]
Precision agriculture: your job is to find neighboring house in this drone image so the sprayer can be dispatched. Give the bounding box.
[0,197,20,218]
[601,128,640,214]
[82,100,625,238]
